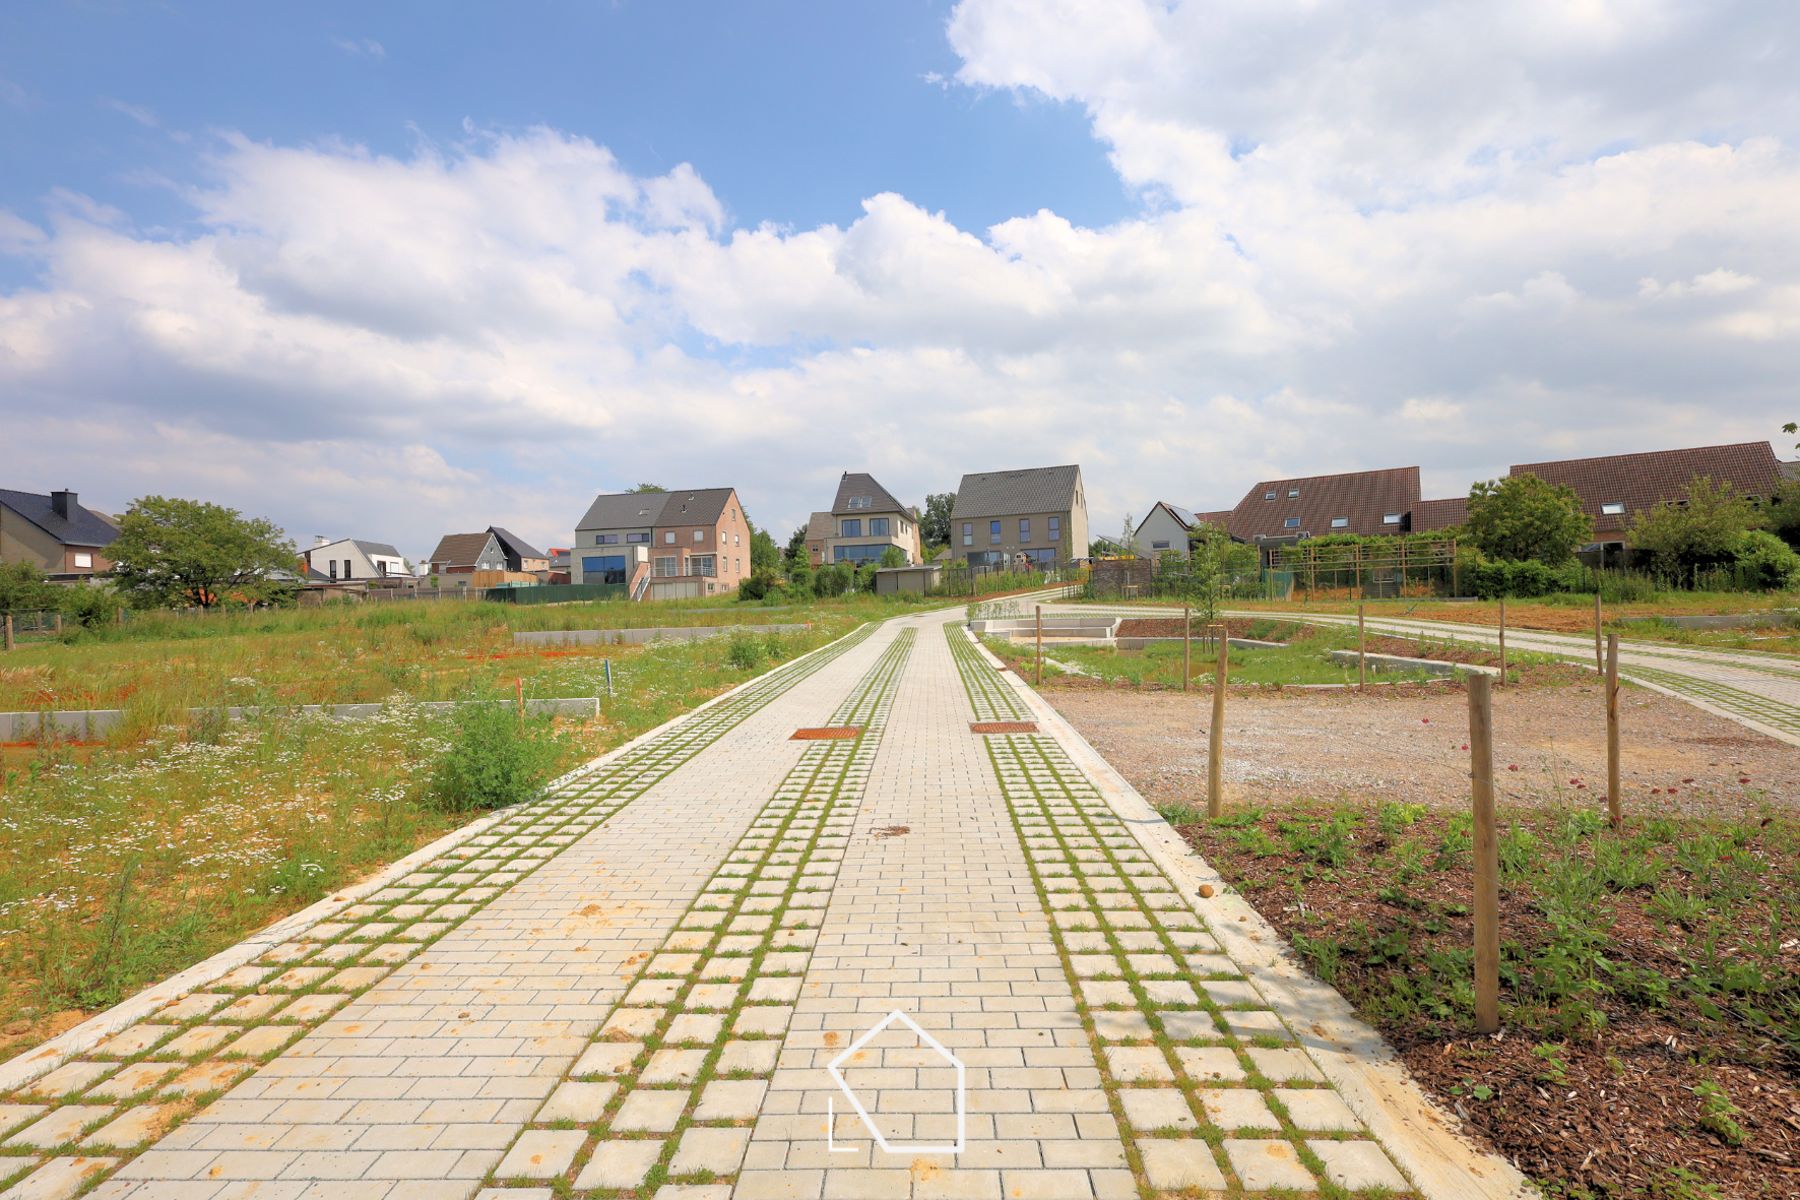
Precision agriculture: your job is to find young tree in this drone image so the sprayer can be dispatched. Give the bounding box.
[783,526,809,569]
[0,561,57,619]
[1765,480,1800,551]
[879,545,905,568]
[1464,473,1593,564]
[920,492,955,547]
[1185,524,1259,624]
[108,496,296,609]
[1119,514,1139,558]
[626,483,666,493]
[747,523,782,574]
[1628,476,1758,578]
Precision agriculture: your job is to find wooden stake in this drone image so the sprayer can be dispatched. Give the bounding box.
[1183,605,1192,693]
[1357,603,1367,691]
[1594,592,1604,673]
[604,658,614,697]
[1497,596,1507,685]
[1036,604,1051,690]
[1469,672,1500,1034]
[515,678,525,728]
[1606,633,1621,829]
[1208,625,1228,818]
[53,613,63,636]
[2,613,11,653]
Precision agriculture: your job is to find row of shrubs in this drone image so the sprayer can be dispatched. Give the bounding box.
[1463,531,1799,598]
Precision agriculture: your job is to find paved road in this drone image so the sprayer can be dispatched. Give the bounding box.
[0,604,1525,1200]
[1051,602,1800,747]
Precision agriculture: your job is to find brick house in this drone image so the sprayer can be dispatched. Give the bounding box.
[571,487,751,599]
[0,488,118,579]
[950,464,1089,569]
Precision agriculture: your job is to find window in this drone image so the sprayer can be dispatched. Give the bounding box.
[689,554,716,577]
[869,517,889,536]
[627,532,650,543]
[654,556,679,577]
[1019,518,1031,541]
[1600,501,1625,516]
[989,520,1001,544]
[847,495,871,509]
[582,554,626,585]
[73,552,92,568]
[343,559,354,580]
[664,531,676,544]
[834,543,886,564]
[1018,547,1057,568]
[1264,490,1276,500]
[962,522,972,547]
[734,533,740,545]
[693,529,705,542]
[1288,488,1300,499]
[1151,540,1170,550]
[1284,517,1301,529]
[597,533,618,545]
[328,560,338,580]
[1331,517,1349,529]
[1048,516,1060,542]
[1382,513,1402,525]
[840,519,862,538]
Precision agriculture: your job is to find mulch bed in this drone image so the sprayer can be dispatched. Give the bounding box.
[1176,802,1800,1199]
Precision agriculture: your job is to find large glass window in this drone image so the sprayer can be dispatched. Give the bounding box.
[581,554,627,585]
[1020,547,1057,567]
[654,556,679,577]
[868,517,889,536]
[833,543,886,564]
[596,533,619,544]
[689,554,716,577]
[840,519,862,537]
[627,532,650,543]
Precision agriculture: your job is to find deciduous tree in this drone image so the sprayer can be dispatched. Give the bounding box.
[1628,476,1757,577]
[108,496,295,609]
[1465,473,1593,564]
[920,492,955,547]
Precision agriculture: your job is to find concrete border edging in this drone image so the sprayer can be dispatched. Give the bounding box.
[0,699,601,741]
[513,622,811,647]
[965,628,1533,1200]
[0,620,872,1092]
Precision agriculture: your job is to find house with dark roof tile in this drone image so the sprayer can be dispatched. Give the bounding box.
[0,488,118,578]
[950,464,1088,568]
[814,472,921,568]
[571,487,751,599]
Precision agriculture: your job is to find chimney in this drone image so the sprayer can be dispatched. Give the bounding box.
[313,535,330,548]
[51,490,76,520]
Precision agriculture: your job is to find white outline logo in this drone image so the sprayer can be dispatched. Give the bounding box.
[825,1009,966,1155]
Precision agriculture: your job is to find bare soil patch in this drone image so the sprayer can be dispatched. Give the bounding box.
[1050,683,1793,818]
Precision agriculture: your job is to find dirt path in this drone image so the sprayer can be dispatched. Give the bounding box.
[1050,681,1795,818]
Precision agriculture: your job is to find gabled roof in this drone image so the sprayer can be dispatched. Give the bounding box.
[1510,442,1785,534]
[1137,501,1196,534]
[805,511,834,542]
[487,526,545,562]
[0,489,119,549]
[429,531,498,566]
[1192,510,1233,529]
[577,487,737,530]
[1411,497,1469,532]
[1226,466,1421,541]
[353,540,402,559]
[950,465,1083,521]
[831,472,907,516]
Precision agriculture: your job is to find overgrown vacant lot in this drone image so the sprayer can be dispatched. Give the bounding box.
[0,594,916,1062]
[1172,800,1799,1200]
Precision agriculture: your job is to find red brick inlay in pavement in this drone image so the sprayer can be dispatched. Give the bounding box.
[790,725,863,740]
[970,720,1038,734]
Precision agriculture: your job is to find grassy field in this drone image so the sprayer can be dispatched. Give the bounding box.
[0,592,939,1062]
[1169,797,1798,1200]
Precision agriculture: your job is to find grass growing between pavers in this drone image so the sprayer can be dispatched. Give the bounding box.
[1169,797,1800,1200]
[484,629,916,1196]
[0,620,878,1084]
[0,622,885,1197]
[948,628,1412,1199]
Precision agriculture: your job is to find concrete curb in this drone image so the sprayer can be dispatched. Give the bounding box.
[0,698,600,741]
[512,622,810,646]
[0,620,871,1092]
[965,627,1533,1200]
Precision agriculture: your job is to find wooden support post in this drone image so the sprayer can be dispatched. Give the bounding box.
[53,613,63,636]
[1035,605,1043,687]
[1183,605,1191,693]
[515,678,525,728]
[1469,672,1500,1035]
[1497,596,1507,685]
[604,658,614,697]
[1357,603,1367,691]
[1594,592,1604,674]
[2,613,11,653]
[1354,544,1363,601]
[1606,633,1621,829]
[1208,625,1228,818]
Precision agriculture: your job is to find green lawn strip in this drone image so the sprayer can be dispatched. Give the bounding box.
[484,629,914,1193]
[1617,664,1800,735]
[0,624,885,1190]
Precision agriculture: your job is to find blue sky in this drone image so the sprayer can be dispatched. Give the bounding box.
[1,1,1795,557]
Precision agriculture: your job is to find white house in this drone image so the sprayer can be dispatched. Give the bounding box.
[305,537,408,582]
[1133,502,1198,558]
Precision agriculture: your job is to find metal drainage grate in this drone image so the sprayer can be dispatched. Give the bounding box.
[790,726,863,740]
[970,721,1038,734]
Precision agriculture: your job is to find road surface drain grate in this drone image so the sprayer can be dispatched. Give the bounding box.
[790,725,863,740]
[970,721,1038,734]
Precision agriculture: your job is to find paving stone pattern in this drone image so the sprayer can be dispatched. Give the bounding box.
[0,608,1448,1199]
